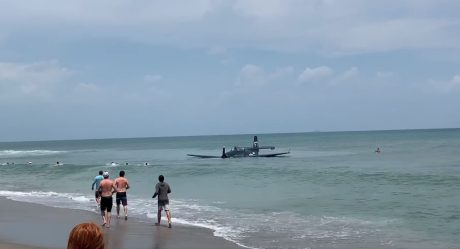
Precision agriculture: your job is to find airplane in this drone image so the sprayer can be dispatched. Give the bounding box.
[187,136,290,158]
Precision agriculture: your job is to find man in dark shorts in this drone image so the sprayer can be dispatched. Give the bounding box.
[91,170,104,206]
[98,171,116,228]
[152,174,172,228]
[114,170,130,220]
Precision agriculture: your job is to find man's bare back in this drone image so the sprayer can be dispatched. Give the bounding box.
[99,179,115,197]
[114,177,129,193]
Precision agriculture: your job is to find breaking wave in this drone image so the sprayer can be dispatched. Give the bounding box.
[0,150,67,158]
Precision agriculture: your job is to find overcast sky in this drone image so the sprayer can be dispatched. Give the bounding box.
[1,0,459,141]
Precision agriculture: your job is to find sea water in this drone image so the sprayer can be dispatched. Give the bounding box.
[1,129,459,249]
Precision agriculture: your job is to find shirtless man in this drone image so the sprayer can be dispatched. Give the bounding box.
[98,171,116,228]
[114,170,130,220]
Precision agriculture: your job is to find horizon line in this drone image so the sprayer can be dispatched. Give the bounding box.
[1,127,459,144]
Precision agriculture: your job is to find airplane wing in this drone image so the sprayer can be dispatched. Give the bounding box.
[187,154,222,158]
[258,146,276,150]
[257,152,290,157]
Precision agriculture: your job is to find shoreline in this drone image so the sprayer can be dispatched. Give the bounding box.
[0,197,243,249]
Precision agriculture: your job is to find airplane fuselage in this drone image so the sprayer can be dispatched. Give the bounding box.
[225,147,259,157]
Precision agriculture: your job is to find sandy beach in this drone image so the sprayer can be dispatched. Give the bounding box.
[0,197,242,249]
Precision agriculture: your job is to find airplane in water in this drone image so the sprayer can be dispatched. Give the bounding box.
[187,136,290,158]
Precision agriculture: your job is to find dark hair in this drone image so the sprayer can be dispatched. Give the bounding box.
[159,175,164,182]
[119,170,125,177]
[98,170,103,175]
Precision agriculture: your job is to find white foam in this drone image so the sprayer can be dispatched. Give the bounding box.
[0,150,66,158]
[0,190,390,249]
[0,190,93,211]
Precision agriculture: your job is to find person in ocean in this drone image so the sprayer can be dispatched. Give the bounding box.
[152,174,172,228]
[375,147,381,153]
[114,170,130,220]
[98,171,116,228]
[91,171,104,206]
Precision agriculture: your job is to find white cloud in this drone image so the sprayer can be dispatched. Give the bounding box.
[273,66,295,78]
[329,67,359,85]
[450,75,460,89]
[233,0,290,18]
[0,60,72,100]
[340,67,359,81]
[236,64,267,86]
[330,18,460,54]
[429,74,460,93]
[298,66,333,83]
[0,0,215,24]
[0,60,70,83]
[1,1,459,54]
[452,75,460,83]
[236,64,293,86]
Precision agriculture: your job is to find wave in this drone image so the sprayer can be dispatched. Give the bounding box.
[0,150,67,158]
[0,190,94,215]
[0,190,393,249]
[104,162,153,167]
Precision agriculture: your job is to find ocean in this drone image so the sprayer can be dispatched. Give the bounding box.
[1,129,459,249]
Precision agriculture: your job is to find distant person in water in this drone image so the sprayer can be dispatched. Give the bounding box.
[91,171,104,205]
[152,174,172,228]
[114,170,130,220]
[67,222,104,249]
[98,171,116,228]
[375,147,381,153]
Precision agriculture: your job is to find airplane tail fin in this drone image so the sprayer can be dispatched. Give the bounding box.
[253,136,259,149]
[221,147,227,158]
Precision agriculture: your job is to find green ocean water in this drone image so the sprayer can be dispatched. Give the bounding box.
[1,129,459,249]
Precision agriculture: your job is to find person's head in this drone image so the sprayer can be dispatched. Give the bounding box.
[98,170,103,175]
[119,170,125,177]
[67,222,104,249]
[103,171,109,179]
[159,175,164,182]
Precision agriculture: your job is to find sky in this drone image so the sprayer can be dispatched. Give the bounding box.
[1,0,460,141]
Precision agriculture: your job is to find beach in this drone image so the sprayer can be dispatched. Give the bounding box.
[0,197,242,249]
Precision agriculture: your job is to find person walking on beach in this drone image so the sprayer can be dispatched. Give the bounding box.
[114,170,130,220]
[67,222,104,249]
[152,174,172,228]
[91,170,104,206]
[98,171,116,228]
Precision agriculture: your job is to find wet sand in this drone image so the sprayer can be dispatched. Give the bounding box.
[0,197,243,249]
